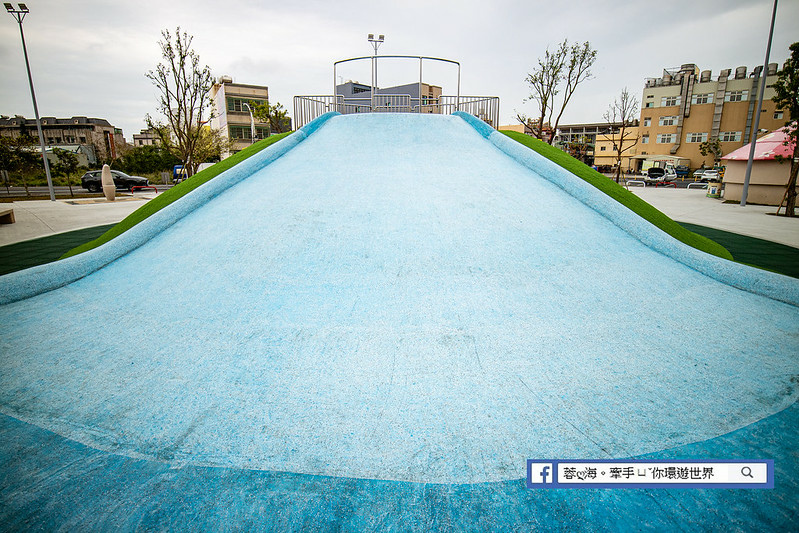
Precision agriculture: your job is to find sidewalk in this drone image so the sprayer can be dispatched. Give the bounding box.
[629,187,798,248]
[0,196,153,247]
[0,188,796,250]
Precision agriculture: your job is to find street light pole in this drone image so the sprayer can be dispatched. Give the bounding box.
[5,3,55,201]
[741,0,778,207]
[243,102,256,144]
[367,34,384,111]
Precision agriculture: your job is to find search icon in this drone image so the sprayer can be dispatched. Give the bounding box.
[741,466,754,478]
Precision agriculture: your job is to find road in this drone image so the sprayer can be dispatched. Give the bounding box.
[0,184,175,199]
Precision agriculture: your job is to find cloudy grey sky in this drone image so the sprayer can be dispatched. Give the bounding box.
[1,0,796,141]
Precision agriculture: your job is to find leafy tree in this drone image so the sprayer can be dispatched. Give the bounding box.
[603,88,640,183]
[51,147,81,197]
[518,40,597,144]
[699,138,722,166]
[192,126,233,164]
[250,101,291,135]
[772,41,799,217]
[117,145,181,175]
[146,27,214,177]
[0,136,39,196]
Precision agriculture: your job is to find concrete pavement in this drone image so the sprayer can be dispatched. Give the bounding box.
[0,180,795,251]
[629,186,798,248]
[0,195,154,246]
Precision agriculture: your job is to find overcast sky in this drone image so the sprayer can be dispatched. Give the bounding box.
[1,0,796,141]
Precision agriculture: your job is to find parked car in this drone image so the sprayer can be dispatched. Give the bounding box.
[693,169,706,179]
[644,167,677,184]
[675,165,690,178]
[701,169,720,182]
[81,170,149,192]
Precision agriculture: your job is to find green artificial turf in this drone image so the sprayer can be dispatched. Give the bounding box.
[0,225,115,276]
[678,222,799,279]
[61,132,293,260]
[500,131,734,261]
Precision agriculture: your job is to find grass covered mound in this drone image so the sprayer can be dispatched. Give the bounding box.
[500,130,733,261]
[61,132,293,259]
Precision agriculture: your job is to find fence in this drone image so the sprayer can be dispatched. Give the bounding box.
[293,94,499,129]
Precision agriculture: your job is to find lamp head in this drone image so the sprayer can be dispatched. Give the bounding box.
[18,3,28,12]
[4,3,14,12]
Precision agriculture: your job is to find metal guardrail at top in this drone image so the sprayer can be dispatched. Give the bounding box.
[293,94,500,129]
[293,54,499,129]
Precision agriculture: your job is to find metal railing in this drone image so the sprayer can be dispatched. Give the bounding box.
[293,94,500,129]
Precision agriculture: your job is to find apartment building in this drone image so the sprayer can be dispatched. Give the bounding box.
[594,126,640,172]
[0,115,125,162]
[209,76,272,157]
[132,128,160,147]
[638,63,786,169]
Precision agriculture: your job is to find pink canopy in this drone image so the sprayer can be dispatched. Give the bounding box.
[722,128,796,161]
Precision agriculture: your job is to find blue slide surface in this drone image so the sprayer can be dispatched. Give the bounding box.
[1,113,797,528]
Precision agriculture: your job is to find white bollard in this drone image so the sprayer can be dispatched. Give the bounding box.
[101,164,115,202]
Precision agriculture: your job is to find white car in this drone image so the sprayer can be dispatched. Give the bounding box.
[702,170,720,182]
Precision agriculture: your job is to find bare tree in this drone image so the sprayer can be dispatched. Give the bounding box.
[551,41,598,144]
[603,88,640,183]
[145,27,214,177]
[518,40,597,144]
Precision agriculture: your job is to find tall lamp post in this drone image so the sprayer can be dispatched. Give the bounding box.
[741,0,778,207]
[5,2,55,201]
[367,33,384,111]
[243,102,256,144]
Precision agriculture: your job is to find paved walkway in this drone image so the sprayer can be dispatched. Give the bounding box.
[0,195,153,246]
[629,187,798,248]
[1,185,795,251]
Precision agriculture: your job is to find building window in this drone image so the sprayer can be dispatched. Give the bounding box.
[658,115,678,126]
[685,132,708,143]
[725,90,748,102]
[641,135,649,144]
[227,97,267,113]
[774,111,784,120]
[691,93,713,104]
[600,146,606,151]
[645,102,654,108]
[79,137,87,143]
[229,126,251,139]
[643,117,651,127]
[661,96,680,107]
[719,131,742,142]
[656,133,675,144]
[229,125,270,140]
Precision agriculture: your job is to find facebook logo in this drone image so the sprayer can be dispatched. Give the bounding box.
[527,462,554,487]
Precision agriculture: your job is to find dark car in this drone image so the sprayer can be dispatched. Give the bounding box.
[81,170,149,192]
[675,165,690,177]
